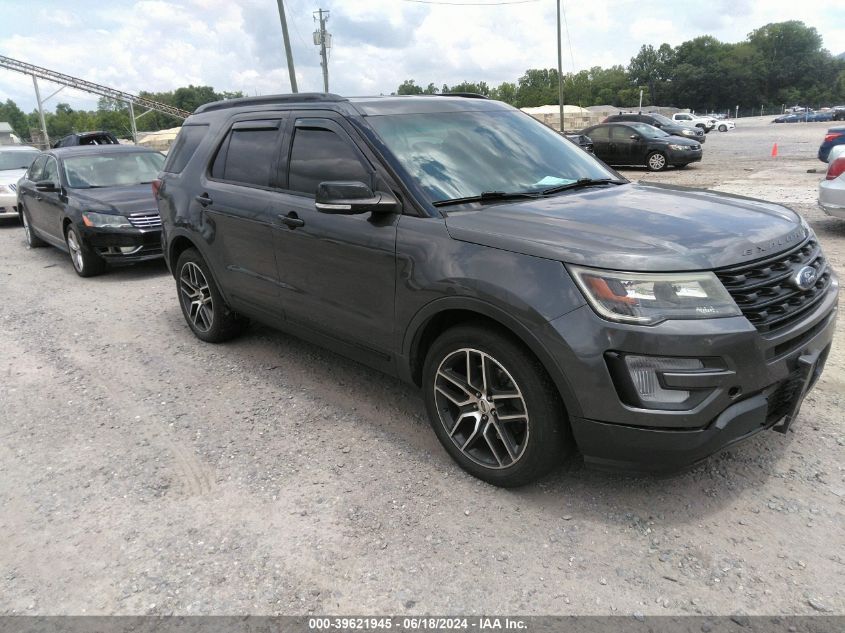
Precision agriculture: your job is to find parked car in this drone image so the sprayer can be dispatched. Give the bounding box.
[808,111,835,122]
[565,133,593,153]
[671,112,716,131]
[17,145,165,276]
[833,106,845,122]
[818,126,845,162]
[773,114,801,123]
[716,120,736,132]
[0,145,40,219]
[603,112,706,143]
[52,131,120,148]
[580,122,702,171]
[819,150,845,219]
[155,94,837,487]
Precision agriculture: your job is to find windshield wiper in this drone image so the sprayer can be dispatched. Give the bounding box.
[541,178,626,195]
[433,190,542,207]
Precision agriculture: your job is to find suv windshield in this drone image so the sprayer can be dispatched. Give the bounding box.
[0,150,40,171]
[367,110,616,204]
[62,152,165,188]
[630,123,669,138]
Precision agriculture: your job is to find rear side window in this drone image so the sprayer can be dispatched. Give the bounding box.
[288,128,369,196]
[210,120,282,187]
[163,124,208,174]
[587,126,610,141]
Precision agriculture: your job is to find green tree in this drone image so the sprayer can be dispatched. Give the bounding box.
[0,99,29,139]
[397,79,424,95]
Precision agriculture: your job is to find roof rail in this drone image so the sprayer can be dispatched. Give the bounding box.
[195,93,347,114]
[435,92,489,100]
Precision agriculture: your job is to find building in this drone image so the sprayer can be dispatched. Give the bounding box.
[0,122,18,145]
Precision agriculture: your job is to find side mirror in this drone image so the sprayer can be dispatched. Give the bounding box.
[653,123,662,128]
[315,181,398,215]
[35,180,59,193]
[630,134,640,140]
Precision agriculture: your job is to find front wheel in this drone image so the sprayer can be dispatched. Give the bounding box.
[647,151,668,171]
[175,248,247,343]
[422,324,571,487]
[66,224,105,277]
[718,124,727,132]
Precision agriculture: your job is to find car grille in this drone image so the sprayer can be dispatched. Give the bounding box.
[715,239,832,332]
[128,212,162,229]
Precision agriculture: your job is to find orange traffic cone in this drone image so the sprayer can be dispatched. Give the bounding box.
[771,143,778,157]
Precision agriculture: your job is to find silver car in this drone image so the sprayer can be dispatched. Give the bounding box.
[0,145,40,219]
[819,145,845,219]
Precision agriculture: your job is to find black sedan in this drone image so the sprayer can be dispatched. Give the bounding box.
[580,122,702,171]
[17,145,165,277]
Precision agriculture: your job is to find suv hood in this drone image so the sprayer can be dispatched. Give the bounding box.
[69,184,157,215]
[444,182,807,271]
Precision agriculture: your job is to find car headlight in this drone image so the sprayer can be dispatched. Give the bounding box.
[569,265,741,325]
[680,129,695,136]
[82,212,132,228]
[668,144,688,150]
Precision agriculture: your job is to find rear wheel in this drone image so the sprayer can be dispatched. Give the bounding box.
[647,151,668,171]
[176,248,247,343]
[422,324,571,487]
[21,208,45,248]
[65,224,105,277]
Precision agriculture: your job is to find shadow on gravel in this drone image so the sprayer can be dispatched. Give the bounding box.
[0,216,21,228]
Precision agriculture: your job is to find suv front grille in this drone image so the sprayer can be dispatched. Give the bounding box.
[715,239,832,332]
[128,212,162,229]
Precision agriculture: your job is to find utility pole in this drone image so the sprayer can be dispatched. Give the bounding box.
[276,0,298,93]
[32,76,49,148]
[314,8,331,93]
[556,0,564,132]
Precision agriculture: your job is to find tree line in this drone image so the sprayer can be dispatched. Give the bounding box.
[0,85,242,142]
[396,21,845,113]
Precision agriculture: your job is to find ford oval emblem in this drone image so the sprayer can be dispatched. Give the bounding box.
[793,266,818,291]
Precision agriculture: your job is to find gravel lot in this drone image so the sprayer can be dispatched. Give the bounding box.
[0,117,843,617]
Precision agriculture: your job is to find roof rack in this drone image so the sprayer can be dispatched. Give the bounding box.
[435,92,489,99]
[195,93,347,114]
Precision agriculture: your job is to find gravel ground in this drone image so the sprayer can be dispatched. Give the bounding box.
[0,118,843,617]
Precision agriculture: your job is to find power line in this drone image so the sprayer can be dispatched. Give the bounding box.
[400,0,539,5]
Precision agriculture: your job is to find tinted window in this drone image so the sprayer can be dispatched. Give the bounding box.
[42,157,59,184]
[586,126,611,141]
[27,155,47,180]
[212,122,281,187]
[163,124,208,173]
[288,128,369,196]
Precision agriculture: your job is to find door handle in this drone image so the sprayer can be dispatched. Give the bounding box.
[35,195,43,201]
[195,193,213,206]
[278,212,305,229]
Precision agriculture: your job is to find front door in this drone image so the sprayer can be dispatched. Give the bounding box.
[270,114,398,362]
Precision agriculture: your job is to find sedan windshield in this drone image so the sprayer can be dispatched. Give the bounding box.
[62,152,165,188]
[0,150,40,171]
[630,123,669,138]
[367,110,617,204]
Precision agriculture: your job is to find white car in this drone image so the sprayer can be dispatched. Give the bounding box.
[0,145,41,219]
[672,112,716,131]
[819,145,845,219]
[716,120,736,132]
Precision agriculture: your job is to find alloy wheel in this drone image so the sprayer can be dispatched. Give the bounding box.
[433,348,529,469]
[179,261,214,332]
[66,229,84,272]
[648,153,666,170]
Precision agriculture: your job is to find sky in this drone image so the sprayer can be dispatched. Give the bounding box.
[0,0,843,113]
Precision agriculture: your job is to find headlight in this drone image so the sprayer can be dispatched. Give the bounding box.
[680,129,695,136]
[569,265,741,325]
[668,144,688,150]
[82,212,132,228]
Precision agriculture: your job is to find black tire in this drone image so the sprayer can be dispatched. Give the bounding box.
[175,248,247,343]
[422,323,572,487]
[718,124,727,132]
[21,207,46,248]
[646,151,668,171]
[65,224,105,277]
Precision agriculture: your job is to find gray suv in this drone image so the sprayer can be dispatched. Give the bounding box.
[155,94,838,487]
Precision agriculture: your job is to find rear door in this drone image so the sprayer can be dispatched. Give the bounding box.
[270,113,398,363]
[18,155,46,222]
[587,126,613,164]
[611,124,640,165]
[199,114,287,320]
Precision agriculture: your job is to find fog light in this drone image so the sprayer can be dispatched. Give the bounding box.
[624,355,704,404]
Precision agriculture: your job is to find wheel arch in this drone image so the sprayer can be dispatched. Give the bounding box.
[402,298,583,420]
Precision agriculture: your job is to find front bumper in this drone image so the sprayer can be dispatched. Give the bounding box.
[667,148,703,165]
[538,274,839,472]
[79,225,164,264]
[0,192,18,217]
